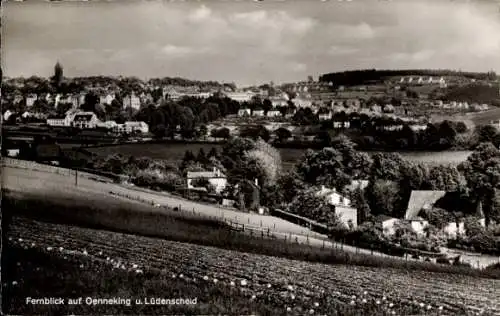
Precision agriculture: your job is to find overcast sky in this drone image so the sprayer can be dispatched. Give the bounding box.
[3,0,500,86]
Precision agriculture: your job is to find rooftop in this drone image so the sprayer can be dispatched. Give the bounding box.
[405,190,447,220]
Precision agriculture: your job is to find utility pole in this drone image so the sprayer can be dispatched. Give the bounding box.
[75,169,78,186]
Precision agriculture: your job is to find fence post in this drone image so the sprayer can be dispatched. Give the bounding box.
[261,231,264,239]
[322,240,325,249]
[295,236,298,244]
[267,228,270,237]
[248,218,250,224]
[242,224,245,232]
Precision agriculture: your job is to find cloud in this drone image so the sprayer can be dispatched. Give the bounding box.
[188,5,212,23]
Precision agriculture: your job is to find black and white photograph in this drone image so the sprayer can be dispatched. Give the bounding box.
[2,0,500,314]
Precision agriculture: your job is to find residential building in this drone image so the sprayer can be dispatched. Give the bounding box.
[318,111,333,121]
[266,110,281,118]
[99,93,115,105]
[293,98,313,108]
[270,97,288,107]
[97,120,118,130]
[238,108,251,117]
[123,93,141,110]
[26,94,38,107]
[224,91,254,103]
[122,121,149,134]
[443,221,466,239]
[316,185,351,207]
[47,115,72,127]
[3,110,13,121]
[186,167,227,194]
[252,109,265,117]
[71,112,100,129]
[376,215,400,236]
[404,190,447,235]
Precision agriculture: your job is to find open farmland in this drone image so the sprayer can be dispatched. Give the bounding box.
[4,217,500,316]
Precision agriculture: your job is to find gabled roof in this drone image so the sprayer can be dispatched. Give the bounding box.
[405,190,447,220]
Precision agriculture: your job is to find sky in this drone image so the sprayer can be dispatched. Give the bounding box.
[3,0,500,86]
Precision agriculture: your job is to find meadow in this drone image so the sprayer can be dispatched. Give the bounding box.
[3,216,500,315]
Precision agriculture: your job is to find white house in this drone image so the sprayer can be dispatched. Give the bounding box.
[124,121,149,134]
[266,110,281,118]
[318,111,333,121]
[47,115,72,127]
[225,91,254,103]
[315,185,351,207]
[97,120,118,130]
[293,98,313,108]
[252,109,265,117]
[26,94,38,107]
[3,110,13,121]
[123,93,141,110]
[71,112,100,129]
[443,221,466,239]
[99,93,115,105]
[238,108,251,117]
[376,215,400,236]
[186,167,227,194]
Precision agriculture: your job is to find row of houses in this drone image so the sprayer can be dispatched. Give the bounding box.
[398,76,447,87]
[46,111,149,133]
[430,100,489,111]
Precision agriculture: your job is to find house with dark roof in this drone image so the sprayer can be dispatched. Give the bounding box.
[404,190,447,235]
[71,112,99,129]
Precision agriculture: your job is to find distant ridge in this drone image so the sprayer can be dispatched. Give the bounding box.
[319,69,498,86]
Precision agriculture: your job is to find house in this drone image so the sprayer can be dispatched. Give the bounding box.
[97,120,118,130]
[26,94,38,107]
[443,221,466,239]
[345,179,369,192]
[266,110,281,118]
[293,98,313,108]
[318,111,333,121]
[21,111,32,119]
[238,108,251,117]
[404,190,447,235]
[186,167,227,194]
[224,91,254,103]
[252,109,265,117]
[3,110,13,121]
[99,93,115,105]
[47,115,72,127]
[71,112,100,129]
[270,97,288,107]
[316,185,351,207]
[124,121,149,134]
[376,215,400,236]
[383,104,395,113]
[123,93,141,110]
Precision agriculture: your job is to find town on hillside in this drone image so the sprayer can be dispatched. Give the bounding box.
[4,1,500,314]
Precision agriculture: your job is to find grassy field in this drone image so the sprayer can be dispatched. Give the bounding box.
[3,216,500,315]
[3,192,500,279]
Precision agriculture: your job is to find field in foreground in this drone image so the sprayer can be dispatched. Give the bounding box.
[3,217,499,316]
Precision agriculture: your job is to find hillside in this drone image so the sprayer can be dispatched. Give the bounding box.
[441,84,500,105]
[319,69,497,86]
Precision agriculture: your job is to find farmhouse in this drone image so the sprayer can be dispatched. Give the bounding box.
[186,167,227,194]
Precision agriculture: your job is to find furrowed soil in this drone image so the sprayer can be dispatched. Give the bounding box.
[3,217,499,316]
